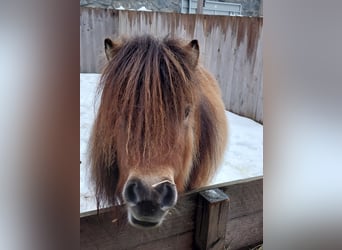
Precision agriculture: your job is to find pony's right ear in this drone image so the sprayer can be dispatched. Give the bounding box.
[186,40,200,68]
[104,38,118,61]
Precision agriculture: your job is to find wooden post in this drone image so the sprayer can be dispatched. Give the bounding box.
[195,188,230,250]
[196,0,204,14]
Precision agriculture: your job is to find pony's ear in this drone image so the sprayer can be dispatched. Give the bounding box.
[186,39,200,68]
[104,38,119,61]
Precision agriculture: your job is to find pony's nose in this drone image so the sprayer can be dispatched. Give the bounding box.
[123,178,145,205]
[153,181,177,209]
[123,178,177,208]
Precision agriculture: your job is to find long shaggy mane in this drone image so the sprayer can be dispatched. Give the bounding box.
[89,36,202,205]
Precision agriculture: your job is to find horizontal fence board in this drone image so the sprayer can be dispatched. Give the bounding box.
[80,194,197,249]
[223,178,263,249]
[80,177,263,249]
[80,8,263,122]
[222,177,263,219]
[135,231,194,250]
[226,211,263,250]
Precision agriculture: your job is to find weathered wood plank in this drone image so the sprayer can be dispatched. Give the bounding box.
[222,178,263,250]
[195,188,230,250]
[222,177,263,219]
[225,211,263,250]
[135,231,193,250]
[80,195,197,249]
[80,8,119,73]
[80,177,263,249]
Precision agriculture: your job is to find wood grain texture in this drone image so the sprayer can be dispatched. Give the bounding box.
[135,231,194,250]
[80,194,197,249]
[222,177,263,219]
[225,211,263,250]
[80,177,263,249]
[222,178,263,250]
[80,8,119,73]
[80,8,263,122]
[195,189,230,250]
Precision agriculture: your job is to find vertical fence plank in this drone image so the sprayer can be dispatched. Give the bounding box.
[195,188,230,250]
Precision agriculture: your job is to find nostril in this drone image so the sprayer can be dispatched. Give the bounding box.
[155,182,177,208]
[124,179,140,204]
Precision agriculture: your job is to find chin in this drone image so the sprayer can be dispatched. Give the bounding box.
[127,212,164,229]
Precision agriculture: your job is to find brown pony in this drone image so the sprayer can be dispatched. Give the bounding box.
[89,35,227,228]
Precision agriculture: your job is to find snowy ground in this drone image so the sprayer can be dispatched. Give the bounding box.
[80,73,263,213]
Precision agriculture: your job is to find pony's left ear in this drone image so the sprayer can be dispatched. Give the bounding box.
[186,40,200,68]
[104,38,119,61]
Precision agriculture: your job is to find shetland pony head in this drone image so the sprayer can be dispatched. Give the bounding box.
[89,35,203,228]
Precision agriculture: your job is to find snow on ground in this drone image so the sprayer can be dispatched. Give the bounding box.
[80,73,263,213]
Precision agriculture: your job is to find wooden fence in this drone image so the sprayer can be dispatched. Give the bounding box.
[80,176,263,250]
[80,8,263,123]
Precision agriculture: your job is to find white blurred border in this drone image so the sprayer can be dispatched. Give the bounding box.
[264,0,342,249]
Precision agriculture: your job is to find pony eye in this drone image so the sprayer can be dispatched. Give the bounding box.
[185,106,191,119]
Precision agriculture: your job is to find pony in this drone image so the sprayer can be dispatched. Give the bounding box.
[89,35,228,228]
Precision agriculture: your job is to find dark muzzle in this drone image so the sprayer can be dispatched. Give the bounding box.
[123,178,177,228]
